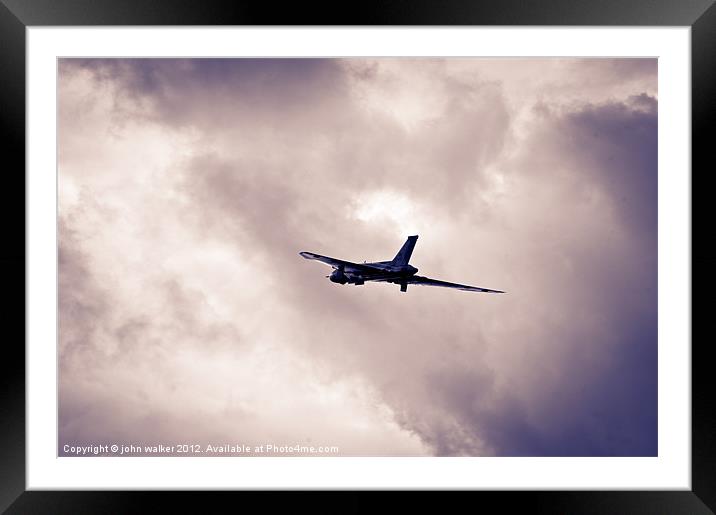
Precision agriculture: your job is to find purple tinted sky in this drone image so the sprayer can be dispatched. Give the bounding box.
[58,58,657,456]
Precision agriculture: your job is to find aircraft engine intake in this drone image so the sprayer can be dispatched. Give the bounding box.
[329,268,348,284]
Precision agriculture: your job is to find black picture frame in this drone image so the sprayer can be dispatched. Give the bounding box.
[1,1,708,512]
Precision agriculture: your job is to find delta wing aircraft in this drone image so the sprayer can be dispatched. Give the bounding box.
[299,235,504,293]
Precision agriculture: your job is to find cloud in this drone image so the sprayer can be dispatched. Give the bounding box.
[58,58,657,456]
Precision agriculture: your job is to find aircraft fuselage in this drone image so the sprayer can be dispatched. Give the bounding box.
[329,261,418,286]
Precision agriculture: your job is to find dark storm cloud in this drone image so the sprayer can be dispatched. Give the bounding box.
[58,58,657,456]
[456,95,658,456]
[61,58,347,127]
[62,58,509,211]
[561,94,658,242]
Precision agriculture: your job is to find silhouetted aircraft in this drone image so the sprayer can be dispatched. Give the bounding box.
[299,235,504,293]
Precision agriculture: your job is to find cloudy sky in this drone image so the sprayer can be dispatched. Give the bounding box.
[58,58,657,457]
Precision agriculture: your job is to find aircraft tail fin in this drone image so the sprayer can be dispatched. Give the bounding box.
[392,235,418,266]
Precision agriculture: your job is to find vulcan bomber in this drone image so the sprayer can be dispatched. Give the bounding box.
[300,235,504,293]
